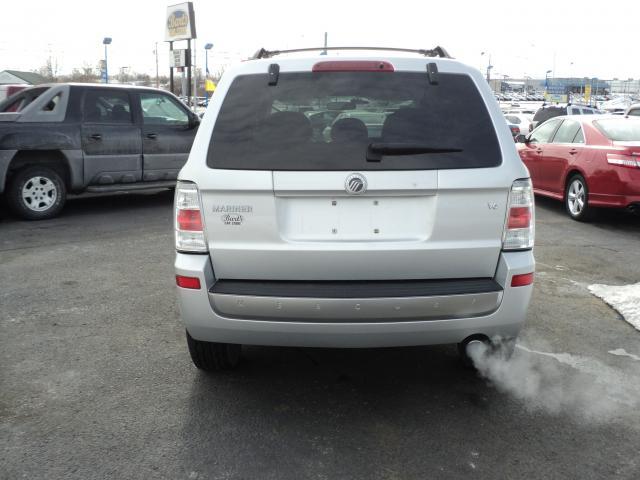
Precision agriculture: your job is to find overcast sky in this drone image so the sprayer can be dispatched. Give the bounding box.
[2,0,639,81]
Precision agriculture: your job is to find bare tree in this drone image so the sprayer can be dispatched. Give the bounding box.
[36,55,60,82]
[134,73,152,86]
[212,67,225,83]
[63,63,99,83]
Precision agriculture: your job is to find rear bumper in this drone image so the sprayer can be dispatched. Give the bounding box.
[209,278,503,322]
[175,251,534,348]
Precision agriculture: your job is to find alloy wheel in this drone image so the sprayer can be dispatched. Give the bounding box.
[567,179,585,216]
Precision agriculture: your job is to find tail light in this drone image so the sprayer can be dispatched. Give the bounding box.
[175,181,207,253]
[607,153,640,169]
[503,179,535,250]
[509,125,520,136]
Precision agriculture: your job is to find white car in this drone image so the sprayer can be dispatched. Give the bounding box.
[504,113,533,134]
[625,103,640,117]
[173,47,535,371]
[503,108,537,116]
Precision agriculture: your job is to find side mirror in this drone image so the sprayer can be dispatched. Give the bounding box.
[188,113,200,129]
[515,134,528,143]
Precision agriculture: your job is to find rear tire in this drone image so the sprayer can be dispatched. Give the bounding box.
[186,330,241,371]
[565,174,594,222]
[7,166,66,220]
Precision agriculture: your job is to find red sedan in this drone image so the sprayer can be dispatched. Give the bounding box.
[517,115,640,220]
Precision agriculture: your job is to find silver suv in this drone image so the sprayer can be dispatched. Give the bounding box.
[174,47,535,371]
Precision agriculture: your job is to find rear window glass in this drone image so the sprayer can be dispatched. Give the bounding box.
[0,86,50,113]
[594,118,640,141]
[532,107,565,125]
[207,72,501,171]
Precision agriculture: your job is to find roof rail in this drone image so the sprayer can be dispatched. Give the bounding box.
[250,46,452,60]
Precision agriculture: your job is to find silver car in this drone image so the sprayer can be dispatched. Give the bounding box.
[174,47,535,371]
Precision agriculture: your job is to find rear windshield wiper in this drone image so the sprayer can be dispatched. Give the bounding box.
[366,143,463,162]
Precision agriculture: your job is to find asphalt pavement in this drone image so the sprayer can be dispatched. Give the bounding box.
[1,191,639,479]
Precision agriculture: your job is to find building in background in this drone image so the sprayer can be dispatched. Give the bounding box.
[0,70,48,85]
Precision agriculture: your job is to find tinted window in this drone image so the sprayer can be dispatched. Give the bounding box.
[84,90,132,123]
[141,93,189,125]
[570,107,581,115]
[553,120,582,143]
[533,107,565,126]
[627,108,640,117]
[529,119,561,144]
[505,115,520,124]
[207,72,502,171]
[573,127,585,144]
[0,87,49,113]
[43,93,61,112]
[594,118,640,141]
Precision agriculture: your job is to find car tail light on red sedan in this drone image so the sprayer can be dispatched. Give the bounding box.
[607,153,640,169]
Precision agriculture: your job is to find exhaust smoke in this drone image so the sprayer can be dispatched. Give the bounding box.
[466,337,640,421]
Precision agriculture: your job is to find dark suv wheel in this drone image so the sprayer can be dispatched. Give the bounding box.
[7,166,67,220]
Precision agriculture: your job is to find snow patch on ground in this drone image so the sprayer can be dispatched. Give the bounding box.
[609,348,640,362]
[588,282,640,331]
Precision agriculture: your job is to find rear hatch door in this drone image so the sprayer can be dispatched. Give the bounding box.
[200,63,509,280]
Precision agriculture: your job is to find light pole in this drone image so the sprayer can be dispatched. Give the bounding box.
[154,42,159,88]
[545,69,552,99]
[481,52,493,83]
[102,37,112,84]
[204,43,213,106]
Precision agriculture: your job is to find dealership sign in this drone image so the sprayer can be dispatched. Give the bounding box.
[169,49,190,68]
[165,2,196,42]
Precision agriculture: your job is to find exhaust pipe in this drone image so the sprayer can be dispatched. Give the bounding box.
[465,339,488,358]
[458,335,490,367]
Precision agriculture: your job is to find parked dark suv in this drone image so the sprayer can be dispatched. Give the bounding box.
[0,83,199,219]
[530,104,599,131]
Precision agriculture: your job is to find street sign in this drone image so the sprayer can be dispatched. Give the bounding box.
[169,49,190,68]
[545,93,568,103]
